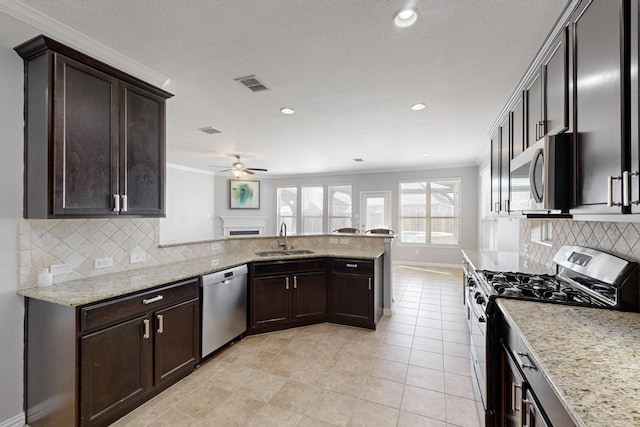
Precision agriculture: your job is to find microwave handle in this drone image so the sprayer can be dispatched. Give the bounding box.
[528,148,544,204]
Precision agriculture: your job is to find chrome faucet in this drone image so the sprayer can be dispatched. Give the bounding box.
[279,221,289,251]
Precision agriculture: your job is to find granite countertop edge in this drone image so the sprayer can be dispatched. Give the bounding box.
[497,298,640,427]
[19,250,383,307]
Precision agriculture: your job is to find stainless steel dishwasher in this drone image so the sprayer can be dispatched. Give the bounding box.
[200,264,248,359]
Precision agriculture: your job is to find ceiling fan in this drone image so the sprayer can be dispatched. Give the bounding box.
[209,155,268,177]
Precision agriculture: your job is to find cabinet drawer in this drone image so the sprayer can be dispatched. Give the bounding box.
[332,259,373,275]
[80,278,198,333]
[252,259,326,276]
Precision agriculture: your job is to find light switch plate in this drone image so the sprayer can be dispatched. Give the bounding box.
[210,243,223,253]
[329,238,338,244]
[340,238,349,245]
[211,259,220,267]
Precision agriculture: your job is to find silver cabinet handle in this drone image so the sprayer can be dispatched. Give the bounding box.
[607,175,622,207]
[121,194,128,212]
[143,318,150,339]
[516,351,537,370]
[113,194,120,212]
[143,295,164,305]
[368,277,372,291]
[346,263,358,268]
[157,314,164,334]
[293,276,297,289]
[285,277,289,290]
[511,382,522,413]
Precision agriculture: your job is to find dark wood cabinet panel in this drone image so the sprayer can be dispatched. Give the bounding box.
[154,298,199,385]
[525,71,543,146]
[15,35,172,218]
[251,275,293,328]
[511,95,525,158]
[491,131,501,213]
[80,315,151,427]
[543,28,569,137]
[572,0,626,211]
[54,56,118,216]
[499,117,511,212]
[500,343,524,427]
[293,271,327,322]
[120,83,165,215]
[328,258,382,329]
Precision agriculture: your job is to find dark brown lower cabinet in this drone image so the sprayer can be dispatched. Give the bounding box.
[249,259,327,334]
[500,342,525,427]
[26,278,199,427]
[328,258,383,329]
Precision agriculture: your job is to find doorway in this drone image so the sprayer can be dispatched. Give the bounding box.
[359,191,392,232]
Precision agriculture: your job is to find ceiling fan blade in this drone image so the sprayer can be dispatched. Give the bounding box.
[216,168,232,172]
[243,169,255,175]
[208,164,229,168]
[246,167,268,172]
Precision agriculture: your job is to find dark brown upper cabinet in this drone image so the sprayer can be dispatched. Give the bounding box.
[15,35,172,218]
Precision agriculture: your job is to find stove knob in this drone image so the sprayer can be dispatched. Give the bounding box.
[474,292,481,299]
[476,295,486,305]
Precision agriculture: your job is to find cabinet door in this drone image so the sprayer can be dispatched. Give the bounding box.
[525,70,543,146]
[491,131,501,212]
[53,54,119,216]
[572,0,625,211]
[251,275,292,328]
[500,117,511,212]
[120,83,166,216]
[511,95,525,158]
[293,270,326,323]
[542,28,569,136]
[500,345,525,427]
[329,272,372,327]
[154,298,199,386]
[80,315,152,427]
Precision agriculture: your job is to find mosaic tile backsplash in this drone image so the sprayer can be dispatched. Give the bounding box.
[19,218,384,289]
[519,219,640,273]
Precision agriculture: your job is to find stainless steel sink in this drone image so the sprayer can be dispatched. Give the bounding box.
[255,249,314,257]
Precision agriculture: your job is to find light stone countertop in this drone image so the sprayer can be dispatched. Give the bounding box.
[461,249,522,272]
[498,299,640,427]
[19,249,383,307]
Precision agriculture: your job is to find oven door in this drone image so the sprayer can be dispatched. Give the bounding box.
[468,288,487,408]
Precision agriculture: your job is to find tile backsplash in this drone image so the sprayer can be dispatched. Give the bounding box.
[19,218,384,289]
[519,219,640,273]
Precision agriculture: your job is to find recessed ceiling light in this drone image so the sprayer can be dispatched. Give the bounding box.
[280,107,295,115]
[411,103,426,111]
[394,8,418,28]
[198,126,222,134]
[422,153,431,157]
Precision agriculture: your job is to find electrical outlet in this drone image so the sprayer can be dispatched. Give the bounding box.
[50,263,71,276]
[211,258,220,267]
[210,242,222,253]
[130,252,145,264]
[94,257,113,269]
[329,238,338,244]
[340,238,349,245]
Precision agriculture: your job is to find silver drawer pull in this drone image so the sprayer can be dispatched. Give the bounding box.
[113,194,120,212]
[143,295,164,305]
[143,318,150,339]
[285,277,290,290]
[121,194,128,212]
[157,314,164,334]
[346,263,358,268]
[368,278,372,290]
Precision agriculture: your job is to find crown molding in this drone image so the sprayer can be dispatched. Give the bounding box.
[0,0,170,89]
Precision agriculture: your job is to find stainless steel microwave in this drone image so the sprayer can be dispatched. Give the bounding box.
[509,133,572,213]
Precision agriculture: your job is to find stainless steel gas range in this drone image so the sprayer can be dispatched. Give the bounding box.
[462,246,639,427]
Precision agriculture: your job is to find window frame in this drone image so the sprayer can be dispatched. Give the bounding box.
[328,184,353,232]
[276,186,298,235]
[301,185,324,235]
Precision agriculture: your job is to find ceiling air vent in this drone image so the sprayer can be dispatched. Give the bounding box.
[198,127,221,135]
[353,158,364,162]
[234,75,269,92]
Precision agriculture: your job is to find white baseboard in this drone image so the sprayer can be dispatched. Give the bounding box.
[0,413,25,427]
[392,260,462,269]
[383,308,393,316]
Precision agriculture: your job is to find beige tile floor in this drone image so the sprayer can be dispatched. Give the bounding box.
[112,265,481,427]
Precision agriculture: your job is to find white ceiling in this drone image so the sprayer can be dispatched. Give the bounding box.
[5,0,568,176]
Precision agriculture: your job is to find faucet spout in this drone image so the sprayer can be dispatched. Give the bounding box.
[279,222,289,251]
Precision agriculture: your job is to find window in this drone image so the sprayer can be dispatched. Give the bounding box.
[328,185,352,231]
[301,186,324,234]
[277,187,297,234]
[399,179,461,245]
